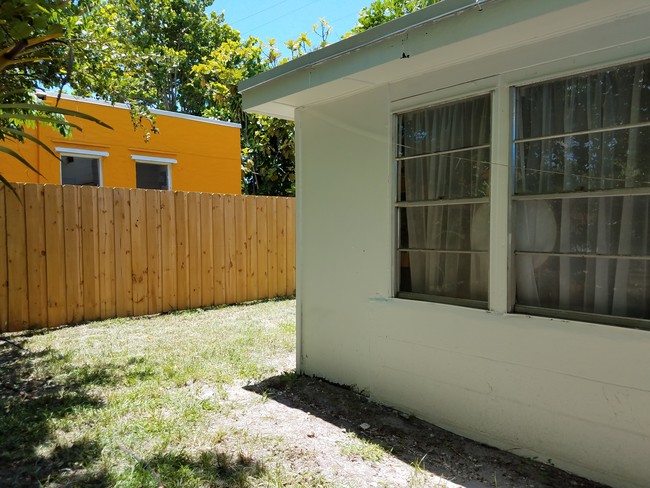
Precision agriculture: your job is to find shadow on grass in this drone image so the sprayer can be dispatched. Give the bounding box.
[125,449,266,488]
[0,337,268,488]
[0,338,116,487]
[245,373,608,488]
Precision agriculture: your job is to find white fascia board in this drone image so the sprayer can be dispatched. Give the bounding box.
[55,147,109,157]
[131,154,177,164]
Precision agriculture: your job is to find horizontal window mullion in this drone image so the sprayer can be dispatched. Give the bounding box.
[396,197,489,207]
[396,144,491,161]
[515,251,650,261]
[512,186,650,200]
[399,248,488,254]
[514,120,650,145]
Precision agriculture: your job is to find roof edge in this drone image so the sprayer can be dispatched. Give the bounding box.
[238,0,493,93]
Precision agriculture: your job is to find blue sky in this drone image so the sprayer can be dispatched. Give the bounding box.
[208,1,371,55]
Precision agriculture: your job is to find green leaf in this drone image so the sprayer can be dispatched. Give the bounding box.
[0,103,113,129]
[0,145,43,177]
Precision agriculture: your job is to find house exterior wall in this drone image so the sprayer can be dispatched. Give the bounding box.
[0,96,241,194]
[295,30,650,488]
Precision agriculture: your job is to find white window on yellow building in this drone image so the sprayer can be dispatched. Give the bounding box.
[57,147,108,186]
[132,155,176,190]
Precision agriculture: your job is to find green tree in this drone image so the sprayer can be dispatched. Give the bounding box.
[350,0,440,34]
[0,0,109,188]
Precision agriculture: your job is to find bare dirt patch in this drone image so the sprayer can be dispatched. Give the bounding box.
[210,370,609,487]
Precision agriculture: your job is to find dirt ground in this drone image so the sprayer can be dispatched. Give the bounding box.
[211,358,610,487]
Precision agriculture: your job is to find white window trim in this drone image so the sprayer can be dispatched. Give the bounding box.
[56,147,107,187]
[130,154,177,164]
[132,155,174,190]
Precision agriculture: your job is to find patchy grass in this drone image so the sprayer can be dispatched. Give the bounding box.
[339,432,388,463]
[0,299,295,488]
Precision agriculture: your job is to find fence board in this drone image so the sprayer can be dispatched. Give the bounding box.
[146,191,162,314]
[0,187,7,331]
[2,183,295,331]
[212,194,226,305]
[25,184,47,327]
[81,186,100,322]
[114,188,133,317]
[44,185,66,327]
[6,184,28,330]
[175,191,190,311]
[246,196,258,301]
[223,194,237,304]
[235,196,247,303]
[277,197,288,296]
[267,198,278,298]
[130,189,148,316]
[187,192,202,309]
[200,193,214,307]
[160,190,177,311]
[98,187,116,319]
[287,198,296,296]
[256,198,269,299]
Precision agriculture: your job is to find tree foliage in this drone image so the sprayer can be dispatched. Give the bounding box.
[351,0,441,33]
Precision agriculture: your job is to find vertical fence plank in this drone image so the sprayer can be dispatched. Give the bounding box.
[235,195,247,303]
[0,187,7,331]
[98,187,116,319]
[223,194,237,304]
[44,185,66,327]
[63,185,84,324]
[187,192,202,309]
[114,187,133,317]
[175,191,190,311]
[276,197,288,296]
[267,197,278,298]
[160,190,177,312]
[146,190,162,314]
[246,196,258,301]
[256,198,269,300]
[130,189,148,316]
[286,197,296,296]
[25,184,48,327]
[81,186,100,322]
[200,193,214,307]
[212,194,226,305]
[6,184,28,330]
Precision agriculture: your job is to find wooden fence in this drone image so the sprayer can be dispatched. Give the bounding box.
[0,183,295,332]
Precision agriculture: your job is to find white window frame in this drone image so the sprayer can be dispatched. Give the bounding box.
[56,147,108,187]
[390,56,650,330]
[131,154,176,190]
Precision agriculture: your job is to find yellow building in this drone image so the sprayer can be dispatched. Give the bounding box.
[0,93,241,194]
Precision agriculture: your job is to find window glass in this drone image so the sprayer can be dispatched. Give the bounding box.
[136,162,169,190]
[396,94,491,305]
[61,156,100,186]
[513,60,650,321]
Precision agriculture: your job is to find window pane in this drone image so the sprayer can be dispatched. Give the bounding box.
[515,127,650,194]
[398,148,490,201]
[398,95,491,157]
[514,196,650,256]
[399,204,489,251]
[399,250,488,301]
[515,255,650,319]
[136,163,169,190]
[516,61,650,139]
[61,156,100,186]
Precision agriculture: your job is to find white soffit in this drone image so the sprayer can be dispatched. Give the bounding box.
[55,147,109,158]
[239,0,650,119]
[131,154,177,164]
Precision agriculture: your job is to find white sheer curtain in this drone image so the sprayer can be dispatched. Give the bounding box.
[398,96,490,302]
[514,61,650,319]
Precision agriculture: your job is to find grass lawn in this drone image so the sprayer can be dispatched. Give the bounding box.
[0,299,296,487]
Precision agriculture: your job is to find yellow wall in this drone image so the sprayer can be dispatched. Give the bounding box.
[0,95,241,194]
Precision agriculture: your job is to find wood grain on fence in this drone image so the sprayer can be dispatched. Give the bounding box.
[0,183,296,332]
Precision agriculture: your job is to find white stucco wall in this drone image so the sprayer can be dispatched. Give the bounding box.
[295,59,650,488]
